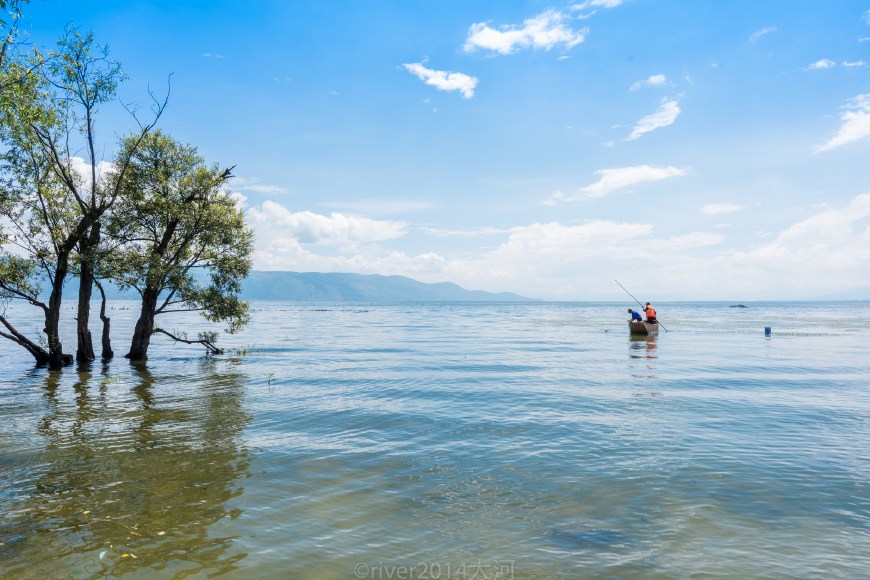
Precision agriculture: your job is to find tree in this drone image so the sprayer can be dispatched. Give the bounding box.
[104,130,253,361]
[0,26,163,367]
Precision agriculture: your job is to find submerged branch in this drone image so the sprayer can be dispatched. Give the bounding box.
[152,327,222,355]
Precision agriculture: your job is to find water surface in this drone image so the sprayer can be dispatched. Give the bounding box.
[1,301,869,578]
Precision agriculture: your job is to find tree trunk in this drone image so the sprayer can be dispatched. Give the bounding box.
[95,279,113,360]
[46,256,72,369]
[75,224,100,362]
[126,287,158,360]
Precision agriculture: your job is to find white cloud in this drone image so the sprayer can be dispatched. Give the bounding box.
[701,203,749,215]
[627,98,681,140]
[69,156,115,185]
[201,53,224,59]
[547,164,687,203]
[842,60,866,68]
[630,74,667,91]
[463,9,587,55]
[816,93,870,153]
[807,59,837,70]
[865,9,870,25]
[402,63,478,99]
[749,26,777,42]
[248,201,407,250]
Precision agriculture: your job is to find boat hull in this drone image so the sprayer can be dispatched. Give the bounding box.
[629,320,659,335]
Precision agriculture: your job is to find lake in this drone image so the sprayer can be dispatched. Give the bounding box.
[1,301,869,578]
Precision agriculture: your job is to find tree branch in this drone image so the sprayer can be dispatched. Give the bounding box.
[152,327,222,354]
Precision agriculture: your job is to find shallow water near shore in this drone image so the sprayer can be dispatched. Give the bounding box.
[1,301,869,578]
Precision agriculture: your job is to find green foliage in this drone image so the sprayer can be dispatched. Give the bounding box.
[106,130,253,338]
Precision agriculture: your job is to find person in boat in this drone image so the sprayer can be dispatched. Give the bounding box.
[644,302,657,323]
[628,308,643,322]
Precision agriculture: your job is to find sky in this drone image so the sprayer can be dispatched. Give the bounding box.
[18,0,870,300]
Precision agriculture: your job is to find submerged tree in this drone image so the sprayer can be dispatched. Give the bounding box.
[0,27,163,367]
[105,130,253,360]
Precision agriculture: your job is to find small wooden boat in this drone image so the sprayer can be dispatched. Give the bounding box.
[629,320,659,335]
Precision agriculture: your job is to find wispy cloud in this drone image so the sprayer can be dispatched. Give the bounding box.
[630,74,667,91]
[701,203,750,215]
[628,98,681,140]
[463,9,587,55]
[816,93,870,153]
[547,164,687,203]
[201,53,224,59]
[571,0,625,10]
[842,60,866,68]
[231,176,289,195]
[403,62,478,99]
[865,9,870,25]
[322,200,436,216]
[806,58,837,70]
[750,26,777,43]
[419,226,513,238]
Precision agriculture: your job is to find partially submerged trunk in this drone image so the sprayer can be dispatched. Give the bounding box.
[75,223,101,362]
[95,279,113,360]
[126,287,159,360]
[46,256,73,369]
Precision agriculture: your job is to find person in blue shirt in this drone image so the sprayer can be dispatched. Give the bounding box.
[628,308,643,322]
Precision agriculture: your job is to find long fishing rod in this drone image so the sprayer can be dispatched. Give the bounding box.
[615,279,668,332]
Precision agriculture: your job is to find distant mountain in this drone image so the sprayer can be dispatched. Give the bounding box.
[241,271,534,302]
[55,271,534,302]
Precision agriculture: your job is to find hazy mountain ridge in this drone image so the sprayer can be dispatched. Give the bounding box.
[55,271,533,302]
[242,271,533,301]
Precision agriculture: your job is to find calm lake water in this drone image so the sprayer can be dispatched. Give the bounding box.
[1,301,869,579]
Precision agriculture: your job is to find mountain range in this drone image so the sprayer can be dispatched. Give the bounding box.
[57,271,533,302]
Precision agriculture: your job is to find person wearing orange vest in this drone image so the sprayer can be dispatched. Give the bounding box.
[644,302,657,323]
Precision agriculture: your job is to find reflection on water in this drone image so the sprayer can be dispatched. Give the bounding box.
[0,361,251,578]
[629,335,657,380]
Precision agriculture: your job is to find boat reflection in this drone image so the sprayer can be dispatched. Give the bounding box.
[628,335,657,379]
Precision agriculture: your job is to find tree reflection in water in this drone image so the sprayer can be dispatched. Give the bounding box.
[1,360,251,578]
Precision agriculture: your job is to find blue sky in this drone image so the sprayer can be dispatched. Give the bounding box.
[22,0,870,300]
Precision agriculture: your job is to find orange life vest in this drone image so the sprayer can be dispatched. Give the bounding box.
[644,305,657,319]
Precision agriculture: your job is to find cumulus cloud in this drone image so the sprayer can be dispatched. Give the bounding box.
[750,26,777,42]
[248,201,407,250]
[69,156,115,185]
[807,59,837,70]
[463,9,587,55]
[701,203,750,215]
[816,93,870,153]
[630,74,667,91]
[547,164,687,203]
[439,219,723,299]
[727,193,870,288]
[627,98,681,140]
[402,63,478,99]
